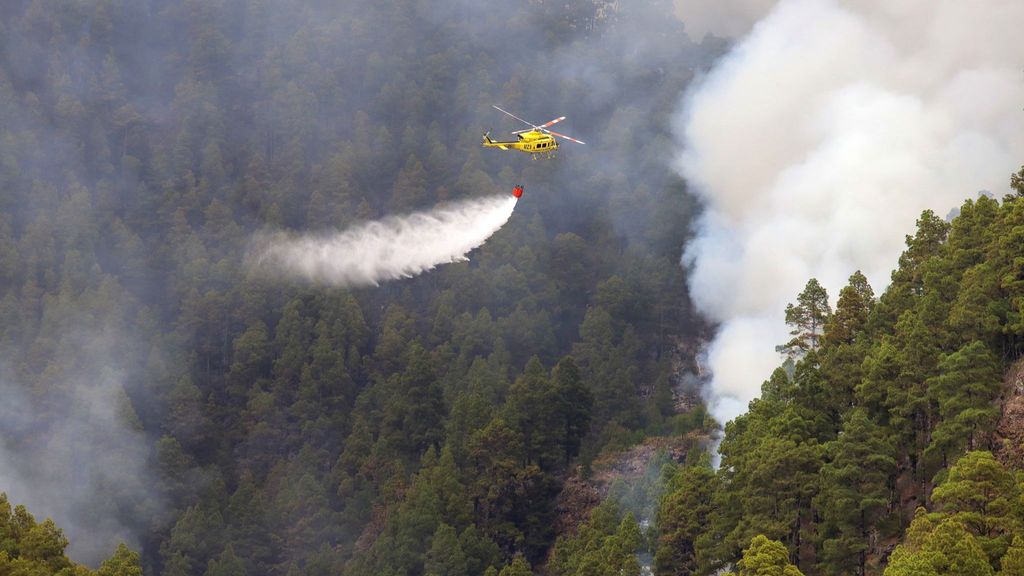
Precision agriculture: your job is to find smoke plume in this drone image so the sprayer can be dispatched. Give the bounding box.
[673,0,776,40]
[675,0,1024,424]
[0,327,154,566]
[250,194,518,286]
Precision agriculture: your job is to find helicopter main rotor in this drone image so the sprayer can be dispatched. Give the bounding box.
[491,105,585,145]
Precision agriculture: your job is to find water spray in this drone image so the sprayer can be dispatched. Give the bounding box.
[249,192,519,287]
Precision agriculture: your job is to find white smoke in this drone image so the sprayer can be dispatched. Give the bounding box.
[0,329,154,566]
[250,194,518,286]
[675,0,1024,424]
[673,0,776,40]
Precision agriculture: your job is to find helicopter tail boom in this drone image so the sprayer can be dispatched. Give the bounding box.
[482,132,510,150]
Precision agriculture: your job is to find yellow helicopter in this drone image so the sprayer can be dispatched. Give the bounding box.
[482,105,585,157]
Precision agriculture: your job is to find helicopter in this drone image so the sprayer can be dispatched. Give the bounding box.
[482,105,585,158]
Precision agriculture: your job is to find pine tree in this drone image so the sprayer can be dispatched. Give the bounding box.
[931,452,1020,566]
[504,357,566,470]
[1000,536,1024,575]
[926,343,1002,465]
[780,279,831,358]
[203,545,245,576]
[816,409,897,576]
[1010,166,1024,197]
[656,455,717,575]
[733,535,805,576]
[395,343,446,456]
[96,543,144,576]
[885,517,993,576]
[467,417,525,552]
[871,210,951,334]
[425,523,469,576]
[390,154,428,210]
[499,555,534,576]
[947,264,1002,346]
[824,271,874,347]
[458,525,502,576]
[551,355,592,464]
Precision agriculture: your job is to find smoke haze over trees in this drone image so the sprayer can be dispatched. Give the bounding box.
[4,0,1023,574]
[0,493,144,575]
[0,0,717,573]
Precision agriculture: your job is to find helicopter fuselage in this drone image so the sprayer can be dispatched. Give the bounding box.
[482,130,559,155]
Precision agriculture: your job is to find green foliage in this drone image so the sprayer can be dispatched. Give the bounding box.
[655,453,717,574]
[97,544,144,576]
[203,546,245,576]
[733,535,805,576]
[498,555,534,576]
[1011,166,1024,198]
[931,452,1021,566]
[0,493,140,576]
[504,357,563,469]
[425,523,469,576]
[780,279,832,358]
[4,0,1023,575]
[549,499,643,576]
[816,409,897,575]
[824,271,874,348]
[552,356,593,464]
[1000,536,1024,575]
[701,364,824,571]
[926,344,1002,466]
[885,513,993,576]
[659,188,1024,575]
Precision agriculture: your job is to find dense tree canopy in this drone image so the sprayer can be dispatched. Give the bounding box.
[655,185,1024,575]
[1,0,1022,575]
[0,0,718,574]
[0,493,142,576]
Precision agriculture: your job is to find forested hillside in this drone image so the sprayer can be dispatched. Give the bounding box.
[5,1,1022,575]
[0,1,720,574]
[654,180,1024,576]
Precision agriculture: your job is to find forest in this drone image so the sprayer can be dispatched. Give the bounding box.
[0,0,1022,575]
[655,185,1024,576]
[0,0,712,574]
